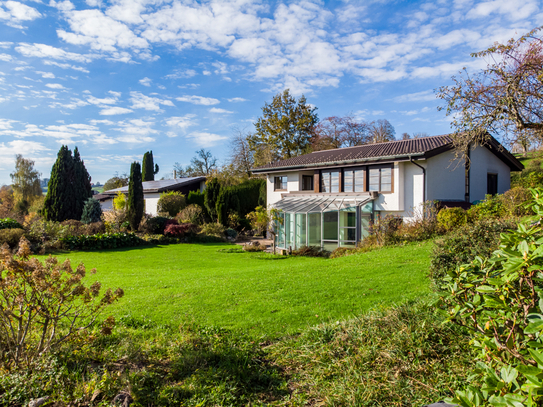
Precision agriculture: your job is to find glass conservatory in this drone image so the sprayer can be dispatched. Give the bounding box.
[273,195,375,251]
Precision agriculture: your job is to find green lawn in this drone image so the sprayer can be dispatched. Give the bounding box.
[42,242,432,337]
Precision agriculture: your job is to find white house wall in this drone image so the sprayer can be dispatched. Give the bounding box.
[426,150,466,201]
[267,171,299,206]
[374,163,403,212]
[469,145,511,201]
[144,192,161,216]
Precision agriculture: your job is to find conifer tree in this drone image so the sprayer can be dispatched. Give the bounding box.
[42,146,92,222]
[127,162,144,230]
[142,151,159,182]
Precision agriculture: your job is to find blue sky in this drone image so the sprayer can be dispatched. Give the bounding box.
[0,0,541,185]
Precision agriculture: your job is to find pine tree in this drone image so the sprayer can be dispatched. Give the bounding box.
[127,162,144,230]
[142,151,159,182]
[81,198,102,224]
[42,146,92,222]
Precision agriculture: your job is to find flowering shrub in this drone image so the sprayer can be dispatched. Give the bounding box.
[164,223,198,238]
[0,237,124,369]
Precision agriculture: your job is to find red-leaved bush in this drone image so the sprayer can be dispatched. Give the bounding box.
[164,223,198,237]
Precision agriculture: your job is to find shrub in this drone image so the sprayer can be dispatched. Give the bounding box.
[0,228,24,248]
[164,223,198,238]
[291,245,329,257]
[81,198,103,224]
[140,216,170,234]
[370,215,403,246]
[429,218,516,287]
[467,194,505,220]
[0,218,23,230]
[0,237,123,369]
[113,191,126,210]
[60,232,146,250]
[500,186,534,217]
[101,208,127,233]
[157,191,186,217]
[200,223,226,238]
[176,204,204,225]
[81,221,106,235]
[243,241,266,252]
[437,189,543,405]
[225,227,238,240]
[437,207,467,232]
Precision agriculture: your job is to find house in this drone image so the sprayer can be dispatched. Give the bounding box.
[251,135,523,251]
[95,177,206,216]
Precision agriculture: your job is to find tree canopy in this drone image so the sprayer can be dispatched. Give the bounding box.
[437,27,543,156]
[103,173,129,192]
[248,89,318,166]
[42,146,92,222]
[10,154,42,204]
[369,119,396,143]
[312,115,371,151]
[174,149,217,177]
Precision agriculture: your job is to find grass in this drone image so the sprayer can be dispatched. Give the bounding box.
[42,241,433,338]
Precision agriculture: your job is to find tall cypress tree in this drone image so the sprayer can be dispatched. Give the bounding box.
[142,151,159,182]
[127,162,144,230]
[42,145,92,222]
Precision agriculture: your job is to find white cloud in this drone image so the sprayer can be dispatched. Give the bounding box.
[115,119,158,143]
[391,90,437,103]
[165,114,197,133]
[139,77,152,86]
[0,53,12,61]
[16,43,92,63]
[0,1,42,28]
[90,119,115,125]
[0,42,12,49]
[99,106,133,115]
[209,107,233,114]
[130,91,174,111]
[36,71,55,79]
[0,140,50,166]
[186,131,228,147]
[43,60,90,73]
[176,95,220,105]
[227,97,247,102]
[87,95,118,105]
[165,69,197,79]
[49,98,89,110]
[45,83,66,89]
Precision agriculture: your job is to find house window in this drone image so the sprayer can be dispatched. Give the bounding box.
[487,173,498,195]
[344,169,364,193]
[274,176,287,191]
[302,175,314,191]
[368,167,392,192]
[321,171,339,193]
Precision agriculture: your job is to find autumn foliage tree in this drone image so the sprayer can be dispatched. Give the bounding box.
[312,115,371,151]
[437,27,543,157]
[10,155,42,213]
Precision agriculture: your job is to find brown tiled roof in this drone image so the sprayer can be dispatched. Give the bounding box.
[252,134,523,172]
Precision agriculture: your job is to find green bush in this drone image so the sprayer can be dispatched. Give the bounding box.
[429,218,516,287]
[81,198,103,224]
[467,194,505,220]
[216,179,265,226]
[176,204,204,225]
[200,223,226,238]
[60,232,146,250]
[437,207,467,232]
[157,191,186,217]
[0,218,23,230]
[140,216,170,234]
[291,245,329,257]
[499,186,534,217]
[224,228,238,240]
[0,228,24,248]
[437,188,543,406]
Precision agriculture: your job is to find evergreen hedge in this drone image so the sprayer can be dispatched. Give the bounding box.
[127,162,144,231]
[216,179,265,226]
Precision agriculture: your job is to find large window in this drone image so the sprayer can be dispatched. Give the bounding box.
[344,169,364,193]
[274,176,287,191]
[321,171,339,193]
[368,167,392,192]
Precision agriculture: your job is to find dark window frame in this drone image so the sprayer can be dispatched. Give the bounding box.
[302,175,314,191]
[367,164,394,193]
[487,173,498,196]
[274,175,288,191]
[320,170,340,193]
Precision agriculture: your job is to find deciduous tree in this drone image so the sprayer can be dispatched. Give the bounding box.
[249,89,318,166]
[103,173,129,191]
[312,115,370,150]
[10,154,42,206]
[437,27,543,157]
[369,119,396,143]
[174,149,217,177]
